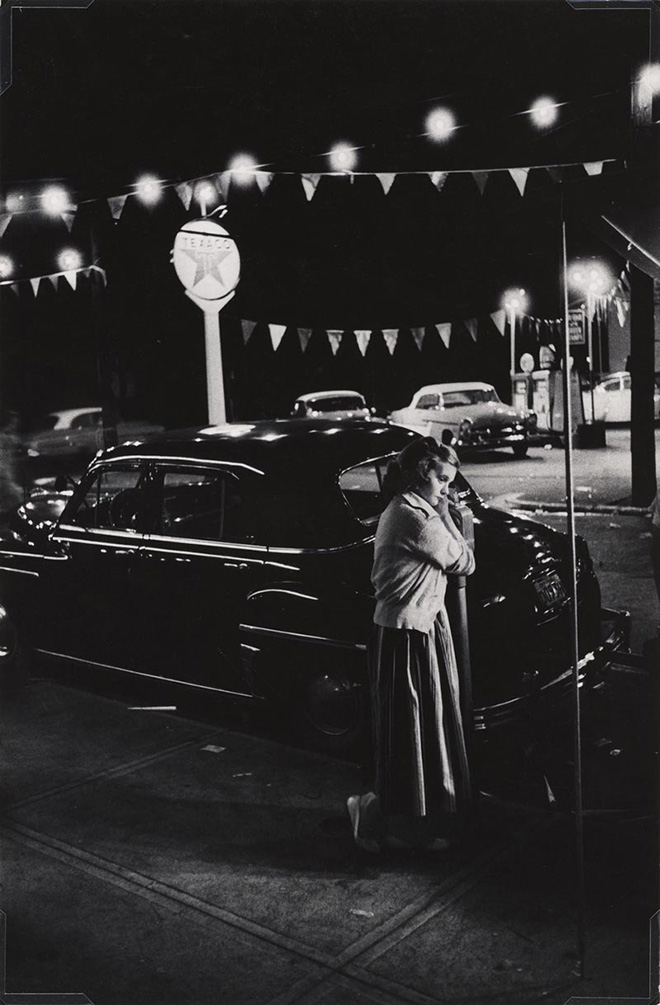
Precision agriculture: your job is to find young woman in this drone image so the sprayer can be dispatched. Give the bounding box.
[347,436,475,852]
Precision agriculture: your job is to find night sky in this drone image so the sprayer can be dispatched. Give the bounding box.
[0,0,653,422]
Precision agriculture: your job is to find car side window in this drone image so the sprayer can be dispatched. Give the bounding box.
[156,467,259,544]
[64,466,145,530]
[603,380,620,393]
[416,394,440,410]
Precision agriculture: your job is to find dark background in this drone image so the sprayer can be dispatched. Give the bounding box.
[0,0,650,424]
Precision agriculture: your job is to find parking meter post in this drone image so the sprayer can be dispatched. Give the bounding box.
[446,502,475,796]
[203,309,226,425]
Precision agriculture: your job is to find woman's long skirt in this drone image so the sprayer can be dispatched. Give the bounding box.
[369,609,471,819]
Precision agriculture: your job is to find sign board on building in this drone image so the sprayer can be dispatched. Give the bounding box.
[539,345,555,370]
[568,308,585,345]
[519,352,534,373]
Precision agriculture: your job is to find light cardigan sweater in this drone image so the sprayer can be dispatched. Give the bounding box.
[372,490,476,633]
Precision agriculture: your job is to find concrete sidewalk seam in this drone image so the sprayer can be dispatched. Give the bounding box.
[264,814,558,1005]
[507,499,650,517]
[0,821,332,968]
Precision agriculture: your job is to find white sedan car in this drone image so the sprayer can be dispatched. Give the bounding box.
[290,390,374,420]
[24,407,164,463]
[389,381,537,457]
[582,372,660,423]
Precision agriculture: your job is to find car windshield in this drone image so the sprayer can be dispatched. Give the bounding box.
[442,388,500,408]
[339,455,477,526]
[311,396,365,412]
[25,413,60,433]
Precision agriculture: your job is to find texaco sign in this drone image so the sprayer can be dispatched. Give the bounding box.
[172,219,241,302]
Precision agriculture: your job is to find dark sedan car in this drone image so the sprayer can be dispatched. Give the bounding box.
[0,420,628,762]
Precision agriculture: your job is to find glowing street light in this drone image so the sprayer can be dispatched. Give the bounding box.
[228,153,258,185]
[328,143,357,173]
[135,175,163,205]
[0,255,14,279]
[57,248,82,272]
[528,96,559,129]
[425,107,457,143]
[502,287,528,394]
[569,259,612,422]
[639,62,660,95]
[41,185,71,216]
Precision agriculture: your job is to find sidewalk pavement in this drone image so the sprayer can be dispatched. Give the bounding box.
[1,679,656,1005]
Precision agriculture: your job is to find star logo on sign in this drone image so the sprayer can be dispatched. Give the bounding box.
[182,242,234,289]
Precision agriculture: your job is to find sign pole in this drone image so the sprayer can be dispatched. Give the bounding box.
[172,218,241,426]
[203,309,226,424]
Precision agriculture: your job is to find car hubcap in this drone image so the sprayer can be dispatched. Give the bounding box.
[304,672,361,736]
[0,606,17,661]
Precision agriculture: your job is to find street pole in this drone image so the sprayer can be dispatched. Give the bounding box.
[508,307,516,402]
[586,293,596,423]
[561,212,586,978]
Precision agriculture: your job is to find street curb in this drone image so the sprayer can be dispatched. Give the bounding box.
[509,499,651,517]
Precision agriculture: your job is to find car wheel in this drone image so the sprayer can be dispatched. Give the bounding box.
[298,661,369,759]
[512,442,528,458]
[0,604,30,690]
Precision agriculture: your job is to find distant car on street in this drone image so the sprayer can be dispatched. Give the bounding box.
[23,408,165,467]
[290,390,374,421]
[582,372,660,423]
[389,381,538,457]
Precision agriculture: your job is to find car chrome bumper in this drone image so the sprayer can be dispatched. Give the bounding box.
[472,606,631,733]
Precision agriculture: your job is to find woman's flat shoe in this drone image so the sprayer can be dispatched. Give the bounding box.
[347,796,380,854]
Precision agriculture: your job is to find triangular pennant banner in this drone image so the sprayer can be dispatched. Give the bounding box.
[175,182,194,210]
[431,171,449,192]
[354,330,372,356]
[546,167,563,184]
[301,174,322,201]
[63,271,78,291]
[268,324,287,352]
[95,267,108,288]
[435,322,451,349]
[216,172,231,198]
[472,171,489,194]
[255,172,273,194]
[583,161,604,177]
[376,173,397,195]
[410,327,426,351]
[327,330,343,356]
[61,212,76,232]
[0,213,12,239]
[614,297,627,328]
[464,318,478,342]
[297,328,312,353]
[48,274,58,290]
[108,195,129,220]
[490,308,507,335]
[9,283,19,295]
[509,168,530,196]
[241,319,257,344]
[30,277,41,296]
[382,329,398,355]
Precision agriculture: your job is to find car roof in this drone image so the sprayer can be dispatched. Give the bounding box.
[48,406,101,421]
[96,418,418,473]
[294,390,366,403]
[413,382,495,395]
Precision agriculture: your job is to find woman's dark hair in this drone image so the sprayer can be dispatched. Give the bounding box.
[382,436,460,502]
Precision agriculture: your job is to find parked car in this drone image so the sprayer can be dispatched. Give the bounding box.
[582,371,660,423]
[290,390,373,420]
[23,408,165,466]
[390,382,538,457]
[0,419,629,770]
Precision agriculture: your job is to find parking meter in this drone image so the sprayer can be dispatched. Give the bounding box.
[445,499,475,778]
